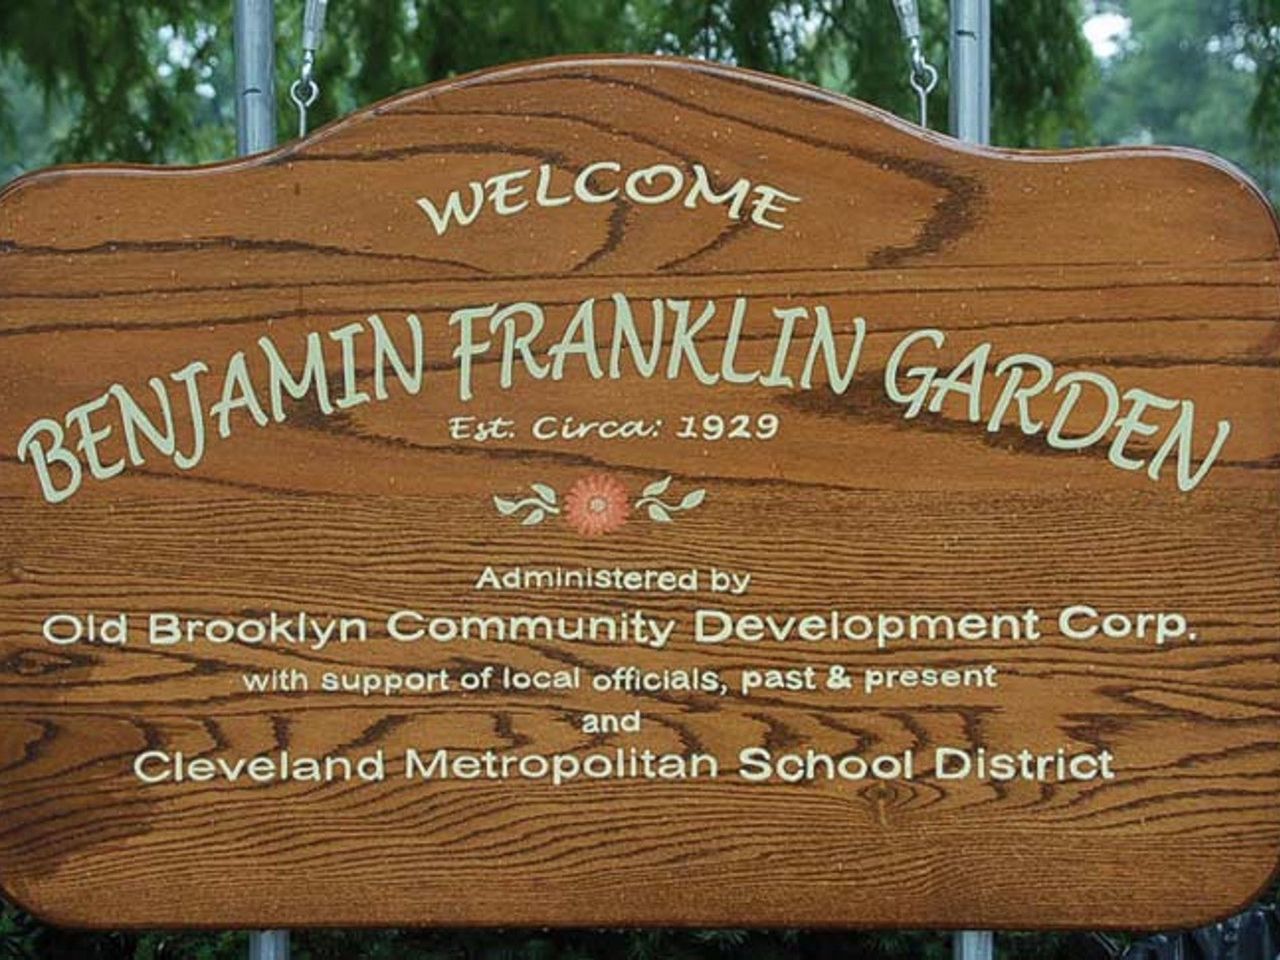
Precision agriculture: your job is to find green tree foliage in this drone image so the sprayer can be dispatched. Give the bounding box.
[1087,0,1279,196]
[1,1,1275,181]
[1249,0,1280,180]
[0,0,1096,181]
[3,900,1125,960]
[0,1,232,164]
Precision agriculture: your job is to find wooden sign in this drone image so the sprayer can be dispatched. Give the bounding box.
[1,55,1278,931]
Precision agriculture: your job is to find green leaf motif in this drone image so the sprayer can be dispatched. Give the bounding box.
[530,482,557,505]
[522,508,546,526]
[678,488,706,510]
[647,502,672,523]
[642,475,672,498]
[493,496,520,516]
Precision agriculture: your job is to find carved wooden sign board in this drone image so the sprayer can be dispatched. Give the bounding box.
[1,56,1278,930]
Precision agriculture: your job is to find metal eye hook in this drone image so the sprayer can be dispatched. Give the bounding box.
[291,0,328,138]
[893,1,939,129]
[908,37,940,128]
[289,74,319,138]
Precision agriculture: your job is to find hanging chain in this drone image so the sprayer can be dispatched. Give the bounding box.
[289,0,328,137]
[891,0,939,128]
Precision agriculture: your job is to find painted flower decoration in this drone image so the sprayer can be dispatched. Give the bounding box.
[493,474,705,534]
[563,473,630,536]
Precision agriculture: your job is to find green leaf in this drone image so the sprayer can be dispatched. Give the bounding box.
[678,488,706,510]
[642,475,672,498]
[530,482,557,505]
[647,502,672,523]
[522,508,546,526]
[493,495,520,516]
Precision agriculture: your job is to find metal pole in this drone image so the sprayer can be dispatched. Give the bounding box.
[949,0,991,144]
[234,0,278,154]
[233,0,289,948]
[949,4,994,957]
[248,930,290,960]
[954,929,995,960]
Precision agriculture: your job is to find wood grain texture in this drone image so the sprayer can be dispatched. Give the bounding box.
[0,55,1278,930]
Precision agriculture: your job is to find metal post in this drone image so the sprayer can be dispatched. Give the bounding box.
[950,2,992,956]
[234,2,288,950]
[248,930,290,960]
[949,0,991,144]
[954,929,995,960]
[234,0,278,154]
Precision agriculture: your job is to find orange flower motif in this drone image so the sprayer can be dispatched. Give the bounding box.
[563,473,630,536]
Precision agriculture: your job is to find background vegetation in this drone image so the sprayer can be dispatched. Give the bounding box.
[1,0,1276,198]
[0,918,1128,960]
[0,0,1277,956]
